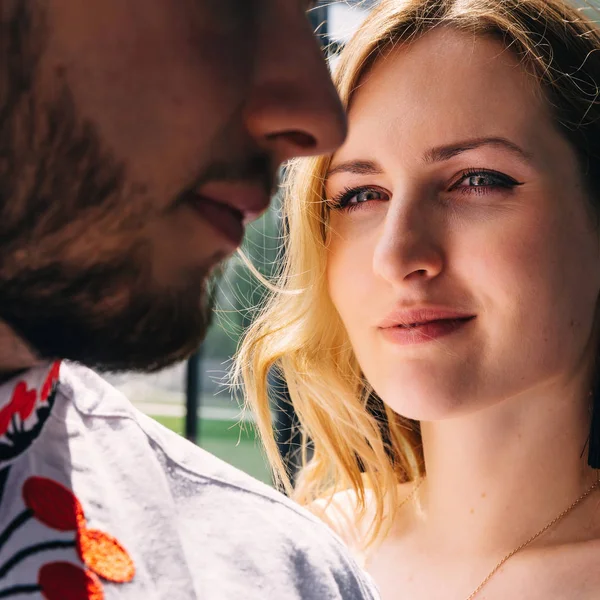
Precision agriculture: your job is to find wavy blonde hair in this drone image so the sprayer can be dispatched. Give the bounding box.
[234,0,600,547]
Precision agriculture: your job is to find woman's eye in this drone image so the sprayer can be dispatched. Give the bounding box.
[464,174,494,187]
[451,170,521,194]
[329,187,389,211]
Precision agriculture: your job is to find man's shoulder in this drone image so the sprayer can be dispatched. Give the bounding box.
[59,363,380,600]
[59,361,278,499]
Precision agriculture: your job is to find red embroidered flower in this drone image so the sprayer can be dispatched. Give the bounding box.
[0,361,61,461]
[21,476,135,589]
[0,361,59,437]
[11,382,38,420]
[0,382,37,437]
[39,562,103,600]
[41,362,61,403]
[23,476,86,531]
[0,403,13,437]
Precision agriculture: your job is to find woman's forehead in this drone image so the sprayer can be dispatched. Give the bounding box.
[330,28,557,172]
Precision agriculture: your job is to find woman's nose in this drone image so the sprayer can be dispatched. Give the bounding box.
[372,200,444,287]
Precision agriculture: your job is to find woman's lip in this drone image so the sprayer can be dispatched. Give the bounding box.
[378,308,475,329]
[186,194,244,248]
[379,316,475,346]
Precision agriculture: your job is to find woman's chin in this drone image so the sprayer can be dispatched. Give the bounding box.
[375,377,481,422]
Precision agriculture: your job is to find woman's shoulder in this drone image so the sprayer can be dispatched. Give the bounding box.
[309,479,415,566]
[310,487,374,567]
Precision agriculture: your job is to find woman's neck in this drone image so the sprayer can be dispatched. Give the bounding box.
[417,378,598,556]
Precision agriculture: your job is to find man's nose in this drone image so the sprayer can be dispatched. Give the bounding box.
[243,6,347,165]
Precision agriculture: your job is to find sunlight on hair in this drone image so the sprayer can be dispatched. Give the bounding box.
[235,248,303,296]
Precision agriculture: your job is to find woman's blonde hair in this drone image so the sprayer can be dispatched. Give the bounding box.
[233,0,600,547]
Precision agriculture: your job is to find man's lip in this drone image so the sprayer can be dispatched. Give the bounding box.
[378,307,476,329]
[197,181,271,223]
[186,194,244,248]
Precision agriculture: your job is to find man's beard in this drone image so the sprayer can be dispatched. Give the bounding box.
[0,82,220,372]
[0,256,218,373]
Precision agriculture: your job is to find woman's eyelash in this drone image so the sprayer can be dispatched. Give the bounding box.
[449,168,523,193]
[327,169,523,212]
[327,186,386,211]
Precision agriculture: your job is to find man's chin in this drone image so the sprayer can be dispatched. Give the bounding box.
[92,322,210,373]
[0,251,222,372]
[2,287,215,373]
[13,310,210,373]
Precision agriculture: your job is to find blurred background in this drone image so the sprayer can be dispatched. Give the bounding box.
[103,1,376,487]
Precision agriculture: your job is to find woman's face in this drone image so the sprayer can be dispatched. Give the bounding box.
[325,28,600,420]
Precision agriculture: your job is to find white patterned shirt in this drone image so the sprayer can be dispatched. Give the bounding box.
[0,361,379,600]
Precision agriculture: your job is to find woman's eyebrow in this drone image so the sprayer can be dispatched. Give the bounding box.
[423,136,534,164]
[326,137,533,178]
[326,159,384,178]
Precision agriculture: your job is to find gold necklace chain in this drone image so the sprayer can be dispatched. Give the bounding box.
[401,478,599,600]
[399,477,424,509]
[465,479,600,600]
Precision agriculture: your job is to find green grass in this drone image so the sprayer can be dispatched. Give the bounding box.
[152,415,273,485]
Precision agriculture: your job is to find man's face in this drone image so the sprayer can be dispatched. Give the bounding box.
[0,0,345,371]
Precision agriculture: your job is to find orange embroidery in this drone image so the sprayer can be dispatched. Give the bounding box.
[39,562,104,600]
[77,529,135,583]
